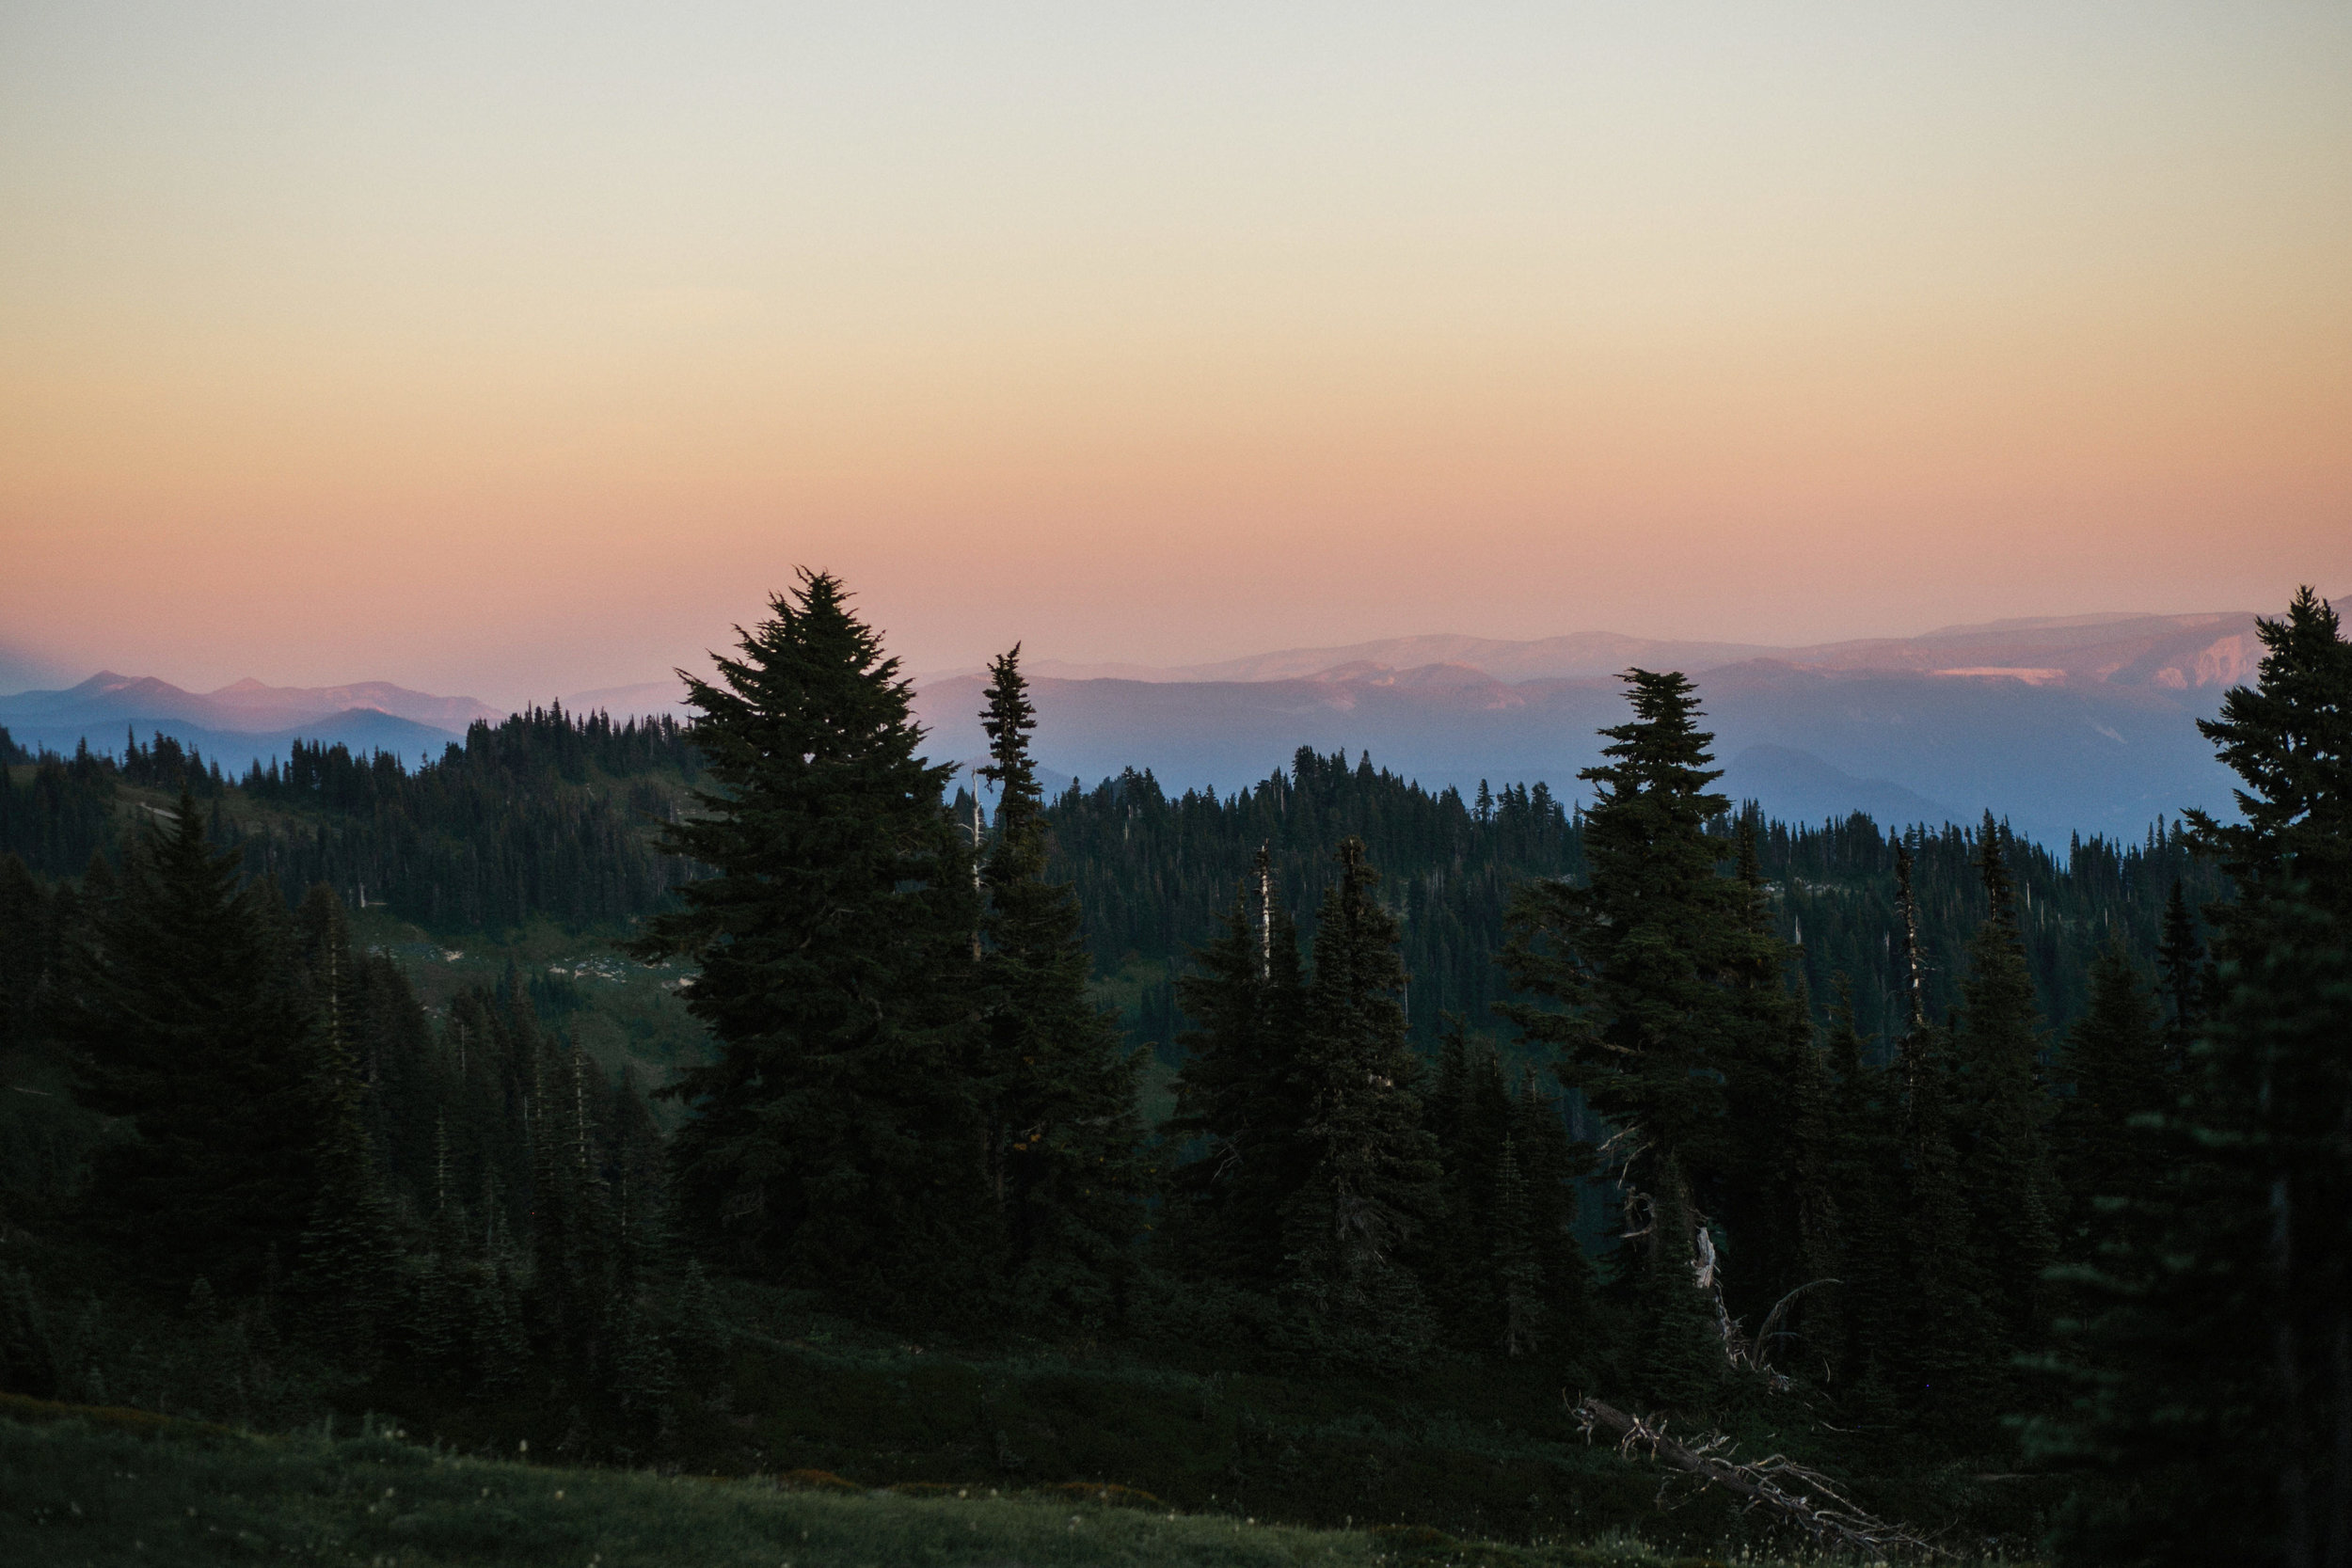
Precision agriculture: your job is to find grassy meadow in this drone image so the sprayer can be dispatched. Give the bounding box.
[0,1396,2040,1568]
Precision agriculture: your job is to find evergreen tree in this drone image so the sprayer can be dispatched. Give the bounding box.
[476,1257,530,1395]
[1499,669,1745,1393]
[528,1036,612,1366]
[59,796,324,1291]
[354,949,441,1204]
[2048,941,2165,1269]
[409,1115,473,1385]
[2038,590,2352,1564]
[1952,815,2058,1349]
[1634,1157,1727,1410]
[2183,586,2352,932]
[1164,849,1311,1291]
[1715,811,1838,1333]
[0,854,53,1050]
[1748,973,1840,1365]
[1280,838,1441,1371]
[2035,896,2352,1566]
[976,645,1148,1326]
[604,1065,671,1300]
[1490,1137,1543,1358]
[1509,1065,1595,1351]
[1820,980,1901,1393]
[628,572,988,1317]
[1893,1021,2003,1438]
[2153,879,2204,1053]
[288,885,400,1356]
[1420,1031,1595,1362]
[1422,1020,1515,1352]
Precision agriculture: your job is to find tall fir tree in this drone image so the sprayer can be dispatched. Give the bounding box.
[1489,1137,1543,1358]
[2034,895,2352,1566]
[0,854,55,1052]
[2048,941,2166,1271]
[528,1035,612,1368]
[1719,813,1836,1335]
[1422,1021,1515,1353]
[976,644,1148,1326]
[1499,669,1746,1397]
[1509,1065,1596,1353]
[2153,879,2204,1054]
[1750,973,1841,1366]
[288,884,400,1356]
[1952,815,2059,1351]
[1280,837,1441,1372]
[628,572,989,1317]
[59,796,324,1292]
[1164,847,1311,1291]
[1820,979,1901,1395]
[1894,1021,2004,1438]
[2039,589,2352,1566]
[2183,586,2352,933]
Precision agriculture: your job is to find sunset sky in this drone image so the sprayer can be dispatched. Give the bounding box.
[4,3,2347,705]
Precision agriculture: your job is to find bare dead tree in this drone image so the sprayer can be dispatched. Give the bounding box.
[1254,841,1272,981]
[1895,838,1927,1035]
[1572,1397,1943,1558]
[1594,1125,1655,1248]
[1597,1123,1838,1390]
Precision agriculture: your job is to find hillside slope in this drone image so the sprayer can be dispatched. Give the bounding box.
[0,1400,2018,1567]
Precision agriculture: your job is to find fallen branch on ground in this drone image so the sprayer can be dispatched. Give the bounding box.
[1572,1396,1943,1559]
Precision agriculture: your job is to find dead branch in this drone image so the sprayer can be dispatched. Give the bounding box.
[1572,1397,1943,1559]
[1752,1278,1840,1374]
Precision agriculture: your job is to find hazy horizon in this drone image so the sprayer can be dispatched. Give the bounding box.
[0,594,2321,711]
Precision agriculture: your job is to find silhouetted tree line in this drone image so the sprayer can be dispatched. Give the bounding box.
[0,798,707,1439]
[0,705,703,934]
[3,579,2347,1566]
[1036,751,2228,1065]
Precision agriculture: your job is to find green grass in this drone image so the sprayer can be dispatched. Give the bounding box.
[0,1400,2041,1568]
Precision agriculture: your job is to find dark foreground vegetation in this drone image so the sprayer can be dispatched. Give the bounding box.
[2,576,2347,1566]
[0,1391,2032,1568]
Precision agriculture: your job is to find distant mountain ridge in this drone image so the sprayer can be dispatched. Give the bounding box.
[0,672,505,774]
[0,672,501,734]
[1025,610,2262,691]
[911,656,2233,847]
[0,605,2280,840]
[909,609,2278,844]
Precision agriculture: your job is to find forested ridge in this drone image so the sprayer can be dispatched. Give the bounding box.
[7,698,2224,1057]
[1,704,702,933]
[1040,752,2225,1057]
[2,577,2347,1567]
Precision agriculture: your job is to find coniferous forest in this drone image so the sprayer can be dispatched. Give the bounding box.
[3,573,2347,1566]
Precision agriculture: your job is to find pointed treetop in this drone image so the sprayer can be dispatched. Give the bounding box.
[1585,669,1727,810]
[978,642,1041,834]
[1976,812,2017,930]
[686,567,917,767]
[2183,585,2352,914]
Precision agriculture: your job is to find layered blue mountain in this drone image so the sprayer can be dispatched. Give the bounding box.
[3,609,2264,842]
[0,673,497,772]
[914,611,2260,845]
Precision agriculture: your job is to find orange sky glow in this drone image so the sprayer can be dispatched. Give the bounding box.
[3,4,2347,705]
